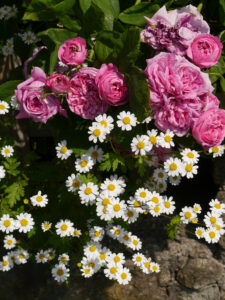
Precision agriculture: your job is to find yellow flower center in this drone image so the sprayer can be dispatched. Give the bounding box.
[89,245,96,252]
[140,191,146,198]
[100,120,107,127]
[0,104,6,110]
[164,136,171,142]
[93,129,101,136]
[149,136,157,144]
[133,240,138,246]
[114,256,120,263]
[92,151,99,158]
[36,196,43,202]
[127,210,134,217]
[215,203,221,209]
[99,253,106,260]
[88,262,95,268]
[154,206,160,213]
[72,180,80,187]
[194,206,199,212]
[3,220,11,227]
[158,172,164,178]
[84,268,90,274]
[110,267,117,274]
[2,260,8,267]
[123,235,130,241]
[210,216,216,224]
[115,229,120,235]
[185,164,192,172]
[144,262,150,269]
[121,273,127,279]
[209,231,216,238]
[170,163,177,171]
[19,254,25,259]
[102,198,110,206]
[164,201,170,208]
[123,117,130,124]
[137,141,145,149]
[57,269,64,276]
[61,257,67,262]
[152,197,159,204]
[61,224,68,231]
[7,240,13,245]
[152,265,158,271]
[44,224,50,230]
[84,187,92,195]
[80,160,87,167]
[20,219,28,226]
[113,204,121,212]
[39,254,45,259]
[184,212,192,219]
[192,218,197,224]
[136,256,142,262]
[74,230,80,236]
[212,147,219,153]
[94,231,100,237]
[60,146,67,154]
[108,184,115,191]
[187,152,194,158]
[4,149,10,154]
[134,201,140,207]
[197,229,203,236]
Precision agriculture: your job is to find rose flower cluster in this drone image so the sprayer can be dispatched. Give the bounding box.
[15,37,128,123]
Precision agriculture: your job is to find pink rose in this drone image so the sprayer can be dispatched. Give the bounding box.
[15,67,67,123]
[144,52,213,136]
[46,73,70,94]
[66,67,109,119]
[187,34,223,68]
[58,37,87,66]
[95,63,128,106]
[192,108,225,149]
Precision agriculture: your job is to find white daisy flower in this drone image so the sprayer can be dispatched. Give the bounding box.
[15,249,29,264]
[30,191,48,207]
[3,235,16,250]
[0,101,9,114]
[81,257,101,273]
[127,196,145,214]
[89,226,104,242]
[208,146,224,158]
[117,111,137,131]
[122,207,139,223]
[181,162,198,179]
[47,249,56,261]
[209,199,225,215]
[141,258,152,274]
[52,263,70,282]
[65,173,81,192]
[100,178,124,197]
[96,203,112,221]
[213,223,225,235]
[153,168,168,183]
[195,227,205,239]
[108,198,127,219]
[106,252,125,266]
[131,134,152,155]
[87,146,104,163]
[0,255,13,272]
[158,130,175,148]
[83,242,101,259]
[9,5,17,18]
[10,95,20,110]
[149,203,164,217]
[1,145,14,158]
[0,165,6,182]
[116,267,132,285]
[193,203,202,214]
[56,140,72,160]
[7,251,17,266]
[107,225,124,240]
[96,191,114,207]
[109,174,126,188]
[181,148,200,164]
[2,44,14,56]
[150,262,160,273]
[88,123,107,143]
[16,213,34,233]
[73,228,82,237]
[204,211,223,228]
[147,191,164,208]
[204,227,220,243]
[55,219,74,237]
[118,231,132,246]
[58,253,70,264]
[146,129,159,147]
[128,236,142,251]
[81,265,95,278]
[78,182,99,206]
[19,31,37,45]
[168,175,181,186]
[97,247,111,265]
[35,250,49,263]
[156,181,168,193]
[142,116,152,124]
[0,214,15,233]
[104,263,122,280]
[95,114,114,134]
[135,188,151,204]
[144,179,156,192]
[164,157,183,177]
[75,154,94,173]
[132,253,146,267]
[162,196,175,215]
[41,221,52,232]
[180,206,196,224]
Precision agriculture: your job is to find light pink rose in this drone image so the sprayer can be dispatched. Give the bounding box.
[192,108,225,149]
[58,37,87,66]
[46,73,70,94]
[187,34,223,68]
[95,63,128,106]
[15,67,67,123]
[66,67,109,119]
[144,52,213,136]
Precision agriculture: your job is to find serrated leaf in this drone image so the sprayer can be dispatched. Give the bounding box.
[79,0,91,14]
[71,147,88,156]
[5,181,28,208]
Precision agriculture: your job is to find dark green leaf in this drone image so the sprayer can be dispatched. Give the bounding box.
[5,181,28,208]
[220,76,225,92]
[59,16,82,32]
[119,3,160,26]
[219,0,225,26]
[0,80,22,103]
[79,0,91,14]
[108,0,120,18]
[219,30,225,44]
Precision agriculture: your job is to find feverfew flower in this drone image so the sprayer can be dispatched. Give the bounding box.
[129,236,142,251]
[0,100,9,114]
[52,263,70,282]
[181,148,200,164]
[116,267,132,285]
[0,214,15,233]
[73,228,82,237]
[132,253,146,267]
[204,227,220,243]
[146,129,159,147]
[149,203,164,217]
[58,253,70,264]
[16,213,34,233]
[106,252,125,266]
[2,39,14,56]
[56,140,72,160]
[164,157,183,177]
[35,250,49,263]
[65,173,81,192]
[150,262,160,273]
[89,226,104,242]
[88,123,107,143]
[209,199,225,215]
[141,258,152,274]
[168,175,181,186]
[153,168,168,183]
[0,255,13,272]
[1,145,14,158]
[104,263,122,280]
[100,178,124,197]
[193,203,202,214]
[204,211,223,228]
[208,146,224,158]
[55,219,74,237]
[41,221,52,232]
[180,207,196,224]
[0,165,6,180]
[127,196,145,214]
[3,235,16,249]
[30,191,48,207]
[117,111,137,131]
[75,154,94,173]
[15,249,29,264]
[181,162,198,179]
[95,114,114,134]
[83,242,101,259]
[19,31,37,45]
[162,196,175,215]
[108,198,127,219]
[78,182,99,205]
[10,95,20,110]
[122,207,139,223]
[158,130,175,148]
[87,146,104,163]
[81,265,94,278]
[131,135,152,155]
[195,227,205,239]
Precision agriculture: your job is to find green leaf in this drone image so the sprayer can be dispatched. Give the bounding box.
[220,76,225,92]
[27,227,36,238]
[108,0,120,18]
[219,0,225,26]
[219,30,225,44]
[99,152,125,172]
[3,158,21,176]
[59,16,82,32]
[119,3,160,26]
[5,181,28,208]
[92,0,114,30]
[78,173,98,184]
[0,80,22,103]
[135,156,148,177]
[166,215,181,240]
[79,0,91,14]
[126,67,151,122]
[71,147,88,156]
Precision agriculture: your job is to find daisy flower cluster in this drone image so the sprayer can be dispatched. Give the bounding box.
[180,199,225,244]
[0,5,17,21]
[2,38,14,56]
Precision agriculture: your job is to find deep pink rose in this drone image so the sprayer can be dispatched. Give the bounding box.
[46,73,70,94]
[192,108,225,149]
[66,67,109,119]
[15,67,67,123]
[95,63,128,106]
[187,34,223,68]
[58,37,87,66]
[144,52,213,135]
